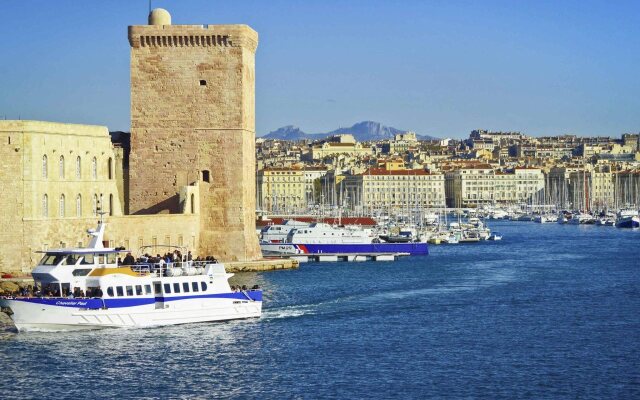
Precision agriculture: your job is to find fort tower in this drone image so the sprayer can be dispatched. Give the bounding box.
[128,9,260,261]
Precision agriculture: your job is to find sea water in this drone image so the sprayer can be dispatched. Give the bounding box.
[0,221,638,399]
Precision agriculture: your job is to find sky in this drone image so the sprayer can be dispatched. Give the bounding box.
[0,0,639,138]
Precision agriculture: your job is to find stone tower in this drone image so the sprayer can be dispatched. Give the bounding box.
[128,9,261,261]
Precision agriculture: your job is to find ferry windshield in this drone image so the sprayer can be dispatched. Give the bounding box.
[39,254,66,266]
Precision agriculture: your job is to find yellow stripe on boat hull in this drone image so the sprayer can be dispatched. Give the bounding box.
[88,267,143,277]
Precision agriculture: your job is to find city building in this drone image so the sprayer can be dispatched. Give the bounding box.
[257,167,305,213]
[445,165,544,207]
[341,164,446,210]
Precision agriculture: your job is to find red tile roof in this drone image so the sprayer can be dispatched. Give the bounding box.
[360,168,432,176]
[256,216,378,227]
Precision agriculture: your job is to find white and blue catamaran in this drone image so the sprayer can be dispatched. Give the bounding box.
[0,218,262,332]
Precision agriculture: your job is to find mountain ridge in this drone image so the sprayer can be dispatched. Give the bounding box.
[261,121,438,141]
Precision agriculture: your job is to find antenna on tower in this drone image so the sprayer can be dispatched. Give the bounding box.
[149,0,152,14]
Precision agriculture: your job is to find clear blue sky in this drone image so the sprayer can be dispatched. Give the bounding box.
[1,0,638,138]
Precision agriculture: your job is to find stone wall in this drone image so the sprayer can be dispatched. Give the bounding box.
[0,128,25,275]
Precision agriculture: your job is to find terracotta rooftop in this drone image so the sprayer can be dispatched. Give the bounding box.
[360,168,433,176]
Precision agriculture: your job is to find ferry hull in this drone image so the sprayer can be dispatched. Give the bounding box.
[0,292,262,332]
[261,242,429,256]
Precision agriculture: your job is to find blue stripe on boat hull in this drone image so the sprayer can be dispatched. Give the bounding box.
[6,291,262,309]
[288,243,428,255]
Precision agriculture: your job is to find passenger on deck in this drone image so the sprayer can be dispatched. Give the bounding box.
[94,287,103,298]
[187,251,193,261]
[123,252,135,265]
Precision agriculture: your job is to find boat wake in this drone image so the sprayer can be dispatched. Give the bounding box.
[262,306,313,320]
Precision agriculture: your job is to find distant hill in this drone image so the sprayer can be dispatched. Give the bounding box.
[261,121,438,141]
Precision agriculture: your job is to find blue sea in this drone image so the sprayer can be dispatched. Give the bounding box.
[1,221,639,399]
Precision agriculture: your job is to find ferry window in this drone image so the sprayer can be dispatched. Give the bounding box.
[191,282,199,292]
[81,254,95,264]
[40,254,63,265]
[67,254,80,265]
[201,282,207,291]
[182,282,190,293]
[106,253,117,264]
[173,283,181,293]
[107,287,114,297]
[164,283,171,294]
[145,285,152,294]
[116,286,124,297]
[126,286,134,296]
[72,269,92,277]
[135,285,143,295]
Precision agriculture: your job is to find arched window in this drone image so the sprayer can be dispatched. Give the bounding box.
[59,194,65,217]
[92,157,97,180]
[76,156,81,179]
[42,194,48,217]
[76,194,82,217]
[109,194,114,216]
[93,194,98,216]
[42,155,48,179]
[190,193,195,214]
[108,157,113,180]
[59,156,65,179]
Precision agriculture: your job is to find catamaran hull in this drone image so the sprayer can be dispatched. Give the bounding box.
[261,242,428,256]
[0,293,262,332]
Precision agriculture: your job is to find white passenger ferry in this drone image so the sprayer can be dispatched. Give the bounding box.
[0,219,262,332]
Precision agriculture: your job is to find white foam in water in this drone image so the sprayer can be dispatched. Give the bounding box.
[262,305,316,320]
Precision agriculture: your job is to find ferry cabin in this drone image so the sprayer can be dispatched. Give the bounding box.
[30,249,254,311]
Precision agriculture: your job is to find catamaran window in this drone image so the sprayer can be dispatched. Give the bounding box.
[182,282,190,293]
[153,283,161,294]
[201,282,207,291]
[39,254,65,266]
[81,254,95,264]
[106,253,117,264]
[126,286,134,296]
[107,287,114,297]
[66,254,80,265]
[145,285,152,295]
[191,282,199,292]
[135,285,143,296]
[72,269,92,277]
[173,283,181,293]
[163,283,171,294]
[116,286,124,297]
